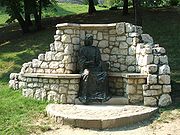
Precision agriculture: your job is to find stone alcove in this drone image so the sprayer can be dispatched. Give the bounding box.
[9,22,172,107]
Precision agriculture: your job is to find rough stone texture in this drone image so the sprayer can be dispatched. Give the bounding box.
[159,75,171,84]
[159,65,170,75]
[158,94,172,107]
[141,34,153,44]
[144,97,157,106]
[147,75,157,84]
[9,22,172,107]
[46,104,158,129]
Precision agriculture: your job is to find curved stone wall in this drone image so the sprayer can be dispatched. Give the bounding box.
[9,22,172,107]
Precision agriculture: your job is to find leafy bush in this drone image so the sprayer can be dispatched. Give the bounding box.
[140,0,180,7]
[82,0,98,5]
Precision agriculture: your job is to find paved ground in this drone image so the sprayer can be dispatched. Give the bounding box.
[41,118,180,135]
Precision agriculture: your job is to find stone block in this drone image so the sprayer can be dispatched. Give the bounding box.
[141,34,153,44]
[128,46,136,55]
[67,95,77,103]
[128,66,135,72]
[126,56,136,65]
[54,41,64,52]
[142,55,153,65]
[159,65,170,75]
[119,49,128,55]
[64,29,73,34]
[65,63,74,70]
[49,61,59,69]
[154,56,159,64]
[159,55,168,64]
[97,32,103,40]
[38,54,45,61]
[32,59,42,68]
[109,37,116,42]
[60,79,69,84]
[61,34,71,43]
[116,22,125,35]
[129,95,143,104]
[36,68,44,73]
[158,94,172,107]
[111,47,119,54]
[141,47,153,55]
[60,94,67,103]
[72,37,80,44]
[116,36,126,41]
[163,85,171,93]
[98,40,108,48]
[119,42,128,49]
[125,23,135,33]
[126,85,136,94]
[147,75,157,84]
[64,44,73,54]
[69,84,79,91]
[153,47,166,54]
[143,90,162,96]
[45,51,55,61]
[70,79,80,83]
[40,62,49,69]
[101,54,109,61]
[144,97,157,106]
[47,91,60,102]
[22,88,34,97]
[50,43,55,51]
[138,79,146,84]
[59,87,67,93]
[142,84,149,90]
[146,64,158,74]
[62,56,71,63]
[54,35,61,41]
[129,32,140,37]
[110,55,117,62]
[150,85,162,90]
[126,37,133,45]
[159,75,170,84]
[136,43,144,54]
[56,29,63,35]
[50,84,59,91]
[55,52,64,61]
[109,29,116,35]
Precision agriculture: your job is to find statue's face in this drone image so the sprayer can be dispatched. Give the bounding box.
[84,36,93,46]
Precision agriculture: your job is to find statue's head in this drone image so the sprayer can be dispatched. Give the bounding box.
[84,35,93,46]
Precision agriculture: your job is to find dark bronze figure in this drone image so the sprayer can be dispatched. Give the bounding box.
[78,35,110,104]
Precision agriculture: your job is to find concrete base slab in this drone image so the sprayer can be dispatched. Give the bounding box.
[75,96,129,105]
[46,104,158,129]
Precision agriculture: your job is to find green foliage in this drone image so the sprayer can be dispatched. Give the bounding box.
[140,0,180,7]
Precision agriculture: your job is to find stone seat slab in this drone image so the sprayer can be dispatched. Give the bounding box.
[23,73,81,79]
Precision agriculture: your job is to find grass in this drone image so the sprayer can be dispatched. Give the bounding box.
[0,3,180,134]
[0,84,48,134]
[0,3,107,27]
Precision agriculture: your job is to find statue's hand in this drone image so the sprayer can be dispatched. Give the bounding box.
[82,69,89,81]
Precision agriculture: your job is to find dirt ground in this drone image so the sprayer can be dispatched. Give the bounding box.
[40,118,180,135]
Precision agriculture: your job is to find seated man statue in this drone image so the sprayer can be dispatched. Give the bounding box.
[78,34,110,104]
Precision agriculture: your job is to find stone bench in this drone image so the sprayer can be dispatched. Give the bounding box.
[10,72,147,105]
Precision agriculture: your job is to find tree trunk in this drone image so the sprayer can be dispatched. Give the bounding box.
[10,2,29,33]
[24,0,32,26]
[134,0,142,26]
[33,0,42,31]
[123,0,128,15]
[88,0,96,14]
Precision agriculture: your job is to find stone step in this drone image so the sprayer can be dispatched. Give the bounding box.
[75,96,129,105]
[46,104,158,129]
